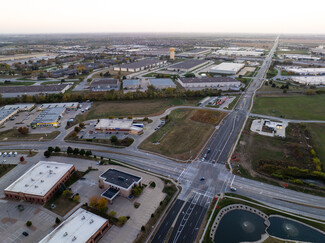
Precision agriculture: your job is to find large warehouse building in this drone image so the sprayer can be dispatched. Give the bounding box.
[291,76,325,85]
[90,78,120,91]
[39,208,109,243]
[214,47,264,57]
[4,161,75,204]
[149,78,176,89]
[284,54,320,61]
[209,62,245,75]
[0,84,71,98]
[178,48,210,57]
[283,67,325,75]
[0,103,35,126]
[31,107,66,128]
[99,168,142,202]
[113,59,167,73]
[177,77,241,90]
[167,59,209,72]
[95,119,143,135]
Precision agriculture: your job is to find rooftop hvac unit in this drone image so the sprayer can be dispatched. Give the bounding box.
[81,216,85,220]
[89,219,94,224]
[72,236,77,241]
[41,180,44,182]
[118,176,126,181]
[39,172,43,174]
[25,184,29,187]
[63,232,68,237]
[35,185,38,188]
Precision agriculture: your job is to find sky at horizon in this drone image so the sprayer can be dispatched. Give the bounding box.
[1,0,325,34]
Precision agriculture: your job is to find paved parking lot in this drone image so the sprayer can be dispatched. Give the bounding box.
[0,200,56,243]
[0,151,23,164]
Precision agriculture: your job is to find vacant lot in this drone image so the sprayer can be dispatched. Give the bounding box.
[253,95,325,120]
[0,129,60,141]
[235,120,325,189]
[74,98,199,124]
[139,109,227,160]
[307,123,325,166]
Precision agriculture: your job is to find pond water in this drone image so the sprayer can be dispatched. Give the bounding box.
[267,216,325,243]
[214,210,266,243]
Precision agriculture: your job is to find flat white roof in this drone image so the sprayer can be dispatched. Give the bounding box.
[39,208,108,243]
[5,161,74,196]
[95,119,133,130]
[210,62,245,72]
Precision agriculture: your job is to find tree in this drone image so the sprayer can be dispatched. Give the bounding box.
[79,122,85,129]
[48,147,54,153]
[44,150,51,158]
[18,126,29,135]
[118,216,128,225]
[72,195,80,203]
[80,149,85,156]
[108,211,116,217]
[62,189,72,198]
[67,147,73,154]
[89,196,108,212]
[54,146,61,152]
[110,135,118,143]
[132,186,143,197]
[73,148,79,155]
[55,217,61,224]
[26,221,32,227]
[85,150,92,156]
[20,156,25,162]
[74,126,81,133]
[141,226,146,231]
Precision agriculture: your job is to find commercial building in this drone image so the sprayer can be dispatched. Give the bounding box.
[123,79,140,90]
[4,161,75,204]
[113,59,167,73]
[39,208,109,243]
[167,59,209,72]
[38,102,79,111]
[31,107,66,128]
[90,78,120,91]
[0,109,19,126]
[0,84,71,98]
[149,78,176,89]
[283,67,325,75]
[95,119,143,135]
[291,76,325,85]
[284,54,320,61]
[311,46,325,56]
[99,168,142,202]
[177,77,241,90]
[209,62,245,75]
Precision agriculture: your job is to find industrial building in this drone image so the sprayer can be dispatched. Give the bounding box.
[99,168,142,202]
[4,161,75,204]
[90,78,120,91]
[177,77,241,90]
[113,59,167,73]
[167,59,209,72]
[38,102,79,111]
[149,78,176,89]
[39,208,109,243]
[0,103,35,112]
[123,79,140,90]
[291,76,325,85]
[0,84,71,98]
[209,62,245,75]
[178,48,210,57]
[95,119,143,135]
[283,67,325,75]
[31,107,66,128]
[214,48,264,57]
[284,54,320,61]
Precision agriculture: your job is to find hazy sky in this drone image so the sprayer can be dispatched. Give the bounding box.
[1,0,325,34]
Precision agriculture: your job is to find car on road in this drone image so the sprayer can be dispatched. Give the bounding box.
[200,177,205,181]
[207,149,211,153]
[80,177,86,180]
[22,232,29,237]
[230,186,237,191]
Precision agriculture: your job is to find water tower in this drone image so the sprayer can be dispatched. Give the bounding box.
[170,48,175,60]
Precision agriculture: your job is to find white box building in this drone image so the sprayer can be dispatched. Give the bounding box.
[210,62,245,75]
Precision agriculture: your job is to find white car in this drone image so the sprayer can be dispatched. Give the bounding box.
[13,152,17,157]
[3,152,7,157]
[0,152,2,156]
[8,152,12,157]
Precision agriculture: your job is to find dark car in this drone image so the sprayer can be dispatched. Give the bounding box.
[22,232,29,237]
[200,177,205,181]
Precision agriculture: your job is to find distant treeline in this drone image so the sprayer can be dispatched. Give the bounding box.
[0,87,222,105]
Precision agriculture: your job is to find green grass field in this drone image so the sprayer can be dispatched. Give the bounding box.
[307,123,325,166]
[0,129,60,141]
[41,81,62,85]
[253,95,325,120]
[0,81,35,86]
[0,164,16,178]
[73,98,199,124]
[139,109,227,160]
